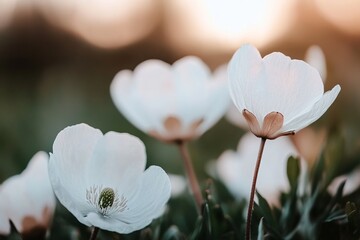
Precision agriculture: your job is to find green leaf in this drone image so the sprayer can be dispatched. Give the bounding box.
[256,191,278,230]
[287,156,301,191]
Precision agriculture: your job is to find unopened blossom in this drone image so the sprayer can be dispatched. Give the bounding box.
[216,133,305,206]
[49,123,171,234]
[228,44,340,139]
[110,58,230,142]
[0,151,56,238]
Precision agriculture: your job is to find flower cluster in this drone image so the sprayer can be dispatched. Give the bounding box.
[0,43,344,240]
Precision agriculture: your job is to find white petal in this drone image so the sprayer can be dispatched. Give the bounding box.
[171,57,211,127]
[168,174,187,198]
[49,124,102,224]
[281,85,341,132]
[199,64,231,133]
[110,70,154,132]
[83,166,171,234]
[228,44,263,117]
[85,132,146,195]
[225,103,249,129]
[256,52,324,122]
[1,152,56,233]
[0,193,10,235]
[215,133,302,206]
[305,45,327,81]
[114,166,171,233]
[328,167,360,196]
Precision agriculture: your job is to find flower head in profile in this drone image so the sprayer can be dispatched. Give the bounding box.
[0,151,56,239]
[48,123,171,234]
[228,44,340,139]
[215,133,305,206]
[110,58,230,143]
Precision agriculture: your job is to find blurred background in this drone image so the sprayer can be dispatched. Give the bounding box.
[1,0,360,193]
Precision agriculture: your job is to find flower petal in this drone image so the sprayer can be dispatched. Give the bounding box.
[305,45,327,81]
[228,44,263,117]
[1,152,55,233]
[85,132,146,196]
[49,124,103,225]
[281,85,341,132]
[215,133,302,206]
[83,166,171,234]
[0,194,10,235]
[199,64,231,133]
[116,166,170,232]
[257,52,324,122]
[110,70,155,132]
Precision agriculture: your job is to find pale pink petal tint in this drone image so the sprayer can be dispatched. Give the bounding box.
[228,44,340,139]
[328,168,360,197]
[110,58,230,142]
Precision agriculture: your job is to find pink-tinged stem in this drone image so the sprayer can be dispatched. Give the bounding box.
[246,138,267,240]
[89,227,100,240]
[177,141,203,213]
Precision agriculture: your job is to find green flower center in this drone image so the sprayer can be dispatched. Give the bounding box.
[98,187,115,209]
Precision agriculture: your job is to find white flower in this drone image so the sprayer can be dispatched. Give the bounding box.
[215,132,305,206]
[0,151,56,237]
[305,45,327,81]
[110,57,230,142]
[328,168,360,196]
[48,123,171,234]
[168,174,187,198]
[228,44,340,139]
[0,197,10,235]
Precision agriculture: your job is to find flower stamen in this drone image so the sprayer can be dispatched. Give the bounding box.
[86,185,128,216]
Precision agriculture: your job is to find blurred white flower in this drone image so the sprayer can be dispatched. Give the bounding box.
[49,123,171,234]
[168,174,187,198]
[0,151,56,238]
[291,127,327,165]
[225,103,248,129]
[305,45,327,81]
[328,168,360,196]
[215,132,304,206]
[110,58,230,142]
[0,198,10,235]
[228,44,340,139]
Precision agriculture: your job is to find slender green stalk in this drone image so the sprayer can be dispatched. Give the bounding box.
[89,227,100,240]
[246,138,267,240]
[177,140,203,213]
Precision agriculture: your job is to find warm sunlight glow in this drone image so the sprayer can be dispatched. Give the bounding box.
[315,0,360,35]
[38,0,159,48]
[164,0,297,54]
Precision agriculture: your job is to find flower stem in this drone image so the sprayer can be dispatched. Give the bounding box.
[89,227,100,240]
[176,140,203,213]
[246,138,267,240]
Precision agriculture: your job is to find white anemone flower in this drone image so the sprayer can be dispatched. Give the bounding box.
[228,44,341,139]
[0,151,56,238]
[48,123,171,234]
[216,132,305,206]
[110,57,230,143]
